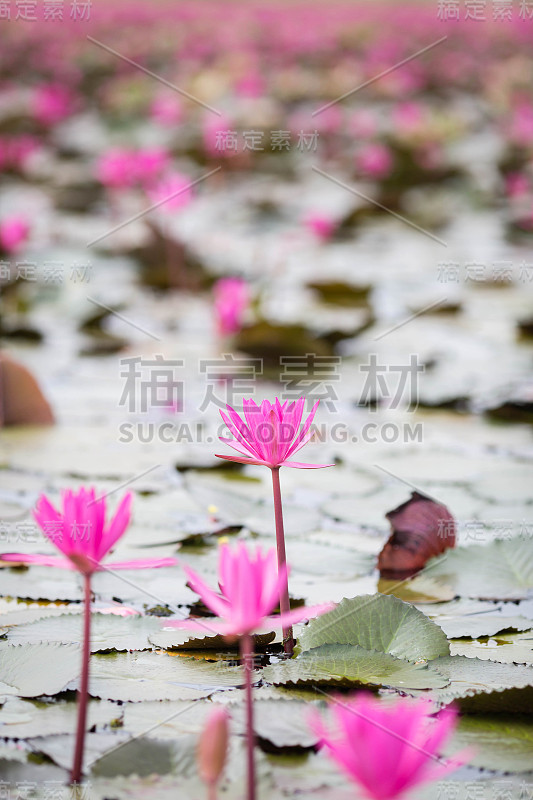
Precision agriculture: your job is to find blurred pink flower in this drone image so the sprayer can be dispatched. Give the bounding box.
[32,84,73,126]
[348,109,377,139]
[356,142,394,179]
[135,147,170,187]
[304,212,337,242]
[508,103,533,148]
[96,148,137,189]
[216,397,333,469]
[505,172,530,198]
[8,134,40,169]
[150,93,184,126]
[203,113,234,157]
[309,695,470,800]
[1,487,177,575]
[147,171,193,211]
[235,72,265,99]
[164,541,332,637]
[0,216,30,254]
[197,707,230,789]
[213,276,249,336]
[392,101,424,135]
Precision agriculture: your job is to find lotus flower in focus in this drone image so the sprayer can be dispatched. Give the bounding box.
[1,487,177,575]
[309,694,470,800]
[164,541,333,637]
[216,397,333,469]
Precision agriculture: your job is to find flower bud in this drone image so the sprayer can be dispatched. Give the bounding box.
[197,707,229,787]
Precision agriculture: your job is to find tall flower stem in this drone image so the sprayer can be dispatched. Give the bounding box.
[240,632,256,800]
[271,467,293,655]
[71,573,92,785]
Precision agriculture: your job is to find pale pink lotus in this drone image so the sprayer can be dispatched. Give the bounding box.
[135,147,170,187]
[0,216,30,254]
[216,398,333,469]
[150,93,184,126]
[213,277,249,336]
[203,113,234,157]
[356,142,394,179]
[304,212,337,242]
[309,694,470,800]
[96,148,137,189]
[164,541,332,637]
[32,84,73,126]
[147,171,193,212]
[1,487,177,575]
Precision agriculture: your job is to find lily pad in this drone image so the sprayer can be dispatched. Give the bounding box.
[262,644,448,690]
[450,631,533,665]
[298,594,450,661]
[426,538,533,600]
[444,715,533,773]
[6,613,162,652]
[0,642,81,697]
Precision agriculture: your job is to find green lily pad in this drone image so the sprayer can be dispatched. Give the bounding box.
[450,631,533,665]
[298,594,450,661]
[7,613,162,652]
[426,539,533,600]
[444,715,533,773]
[262,644,448,690]
[0,642,80,697]
[86,651,243,702]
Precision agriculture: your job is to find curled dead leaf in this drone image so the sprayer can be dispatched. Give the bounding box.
[0,352,54,427]
[378,491,455,580]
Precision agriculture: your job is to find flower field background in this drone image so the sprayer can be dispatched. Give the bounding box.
[1,2,533,798]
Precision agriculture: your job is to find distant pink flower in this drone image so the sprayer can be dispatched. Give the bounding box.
[356,142,394,179]
[32,84,73,126]
[147,171,193,212]
[213,277,249,336]
[235,72,264,98]
[197,707,230,789]
[304,212,337,242]
[164,542,332,637]
[309,695,470,800]
[216,398,333,469]
[150,93,183,126]
[508,103,533,148]
[0,216,30,254]
[96,148,136,189]
[8,135,40,169]
[135,147,170,187]
[505,172,530,198]
[392,101,424,135]
[203,113,234,157]
[1,487,177,576]
[348,109,377,139]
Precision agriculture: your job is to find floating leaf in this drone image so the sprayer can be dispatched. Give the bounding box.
[450,631,533,665]
[0,642,80,697]
[262,644,448,690]
[0,696,118,739]
[298,594,450,661]
[6,613,162,652]
[438,616,533,640]
[426,538,533,600]
[444,715,533,773]
[86,651,243,702]
[406,655,533,713]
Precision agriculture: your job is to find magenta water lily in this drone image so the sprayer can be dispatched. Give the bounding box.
[1,486,178,785]
[309,695,471,800]
[216,397,333,654]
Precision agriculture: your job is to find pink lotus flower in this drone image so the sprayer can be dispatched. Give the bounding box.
[1,487,177,575]
[216,397,333,469]
[150,92,184,126]
[356,143,394,179]
[309,695,470,800]
[0,216,30,254]
[348,109,377,139]
[392,101,424,135]
[96,148,137,190]
[197,707,230,791]
[135,147,170,187]
[213,277,249,336]
[505,172,530,199]
[147,171,193,212]
[164,541,332,638]
[304,212,337,242]
[32,84,73,126]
